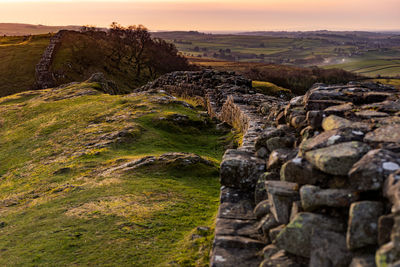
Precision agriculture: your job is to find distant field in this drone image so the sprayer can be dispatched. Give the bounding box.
[324,50,400,77]
[0,23,81,36]
[0,34,50,96]
[154,31,400,77]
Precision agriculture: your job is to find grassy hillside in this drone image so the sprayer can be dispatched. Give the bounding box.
[0,34,50,97]
[0,23,81,36]
[0,82,231,266]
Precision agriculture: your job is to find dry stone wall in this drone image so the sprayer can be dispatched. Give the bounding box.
[35,31,65,89]
[138,70,400,267]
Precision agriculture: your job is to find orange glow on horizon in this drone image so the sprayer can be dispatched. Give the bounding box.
[0,0,399,31]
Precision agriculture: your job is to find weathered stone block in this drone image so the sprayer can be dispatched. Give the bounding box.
[265,181,299,224]
[280,157,330,185]
[275,212,345,258]
[305,141,370,176]
[349,149,400,191]
[300,185,359,211]
[347,201,384,250]
[220,149,265,189]
[310,229,352,267]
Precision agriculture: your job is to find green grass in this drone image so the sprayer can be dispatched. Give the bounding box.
[371,78,400,89]
[252,80,292,98]
[0,34,50,97]
[0,82,230,266]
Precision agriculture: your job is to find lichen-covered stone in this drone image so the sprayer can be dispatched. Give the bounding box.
[275,212,345,257]
[365,124,400,144]
[310,229,352,267]
[299,128,365,154]
[254,200,270,219]
[267,148,296,170]
[280,157,329,185]
[305,141,370,175]
[347,201,384,250]
[300,185,359,211]
[220,149,265,189]
[349,149,400,191]
[384,170,400,213]
[265,181,300,224]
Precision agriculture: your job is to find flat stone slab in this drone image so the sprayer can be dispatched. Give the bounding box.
[215,218,259,239]
[305,141,370,176]
[300,185,359,211]
[210,246,263,267]
[364,124,400,144]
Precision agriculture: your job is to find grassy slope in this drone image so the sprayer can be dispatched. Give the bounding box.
[0,82,230,266]
[252,80,292,98]
[0,34,50,97]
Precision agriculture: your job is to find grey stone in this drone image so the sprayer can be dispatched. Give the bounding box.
[269,224,285,242]
[259,250,301,267]
[290,115,306,129]
[349,149,400,191]
[210,246,263,267]
[255,127,285,151]
[349,255,377,267]
[220,149,265,189]
[383,170,400,213]
[256,147,269,158]
[324,102,354,115]
[290,201,302,222]
[214,235,265,249]
[355,110,389,119]
[365,124,400,144]
[305,141,370,175]
[258,214,279,239]
[306,110,323,129]
[376,241,400,267]
[310,229,352,267]
[322,115,371,131]
[265,181,299,224]
[280,157,329,185]
[275,212,345,257]
[299,128,365,154]
[347,201,384,250]
[262,244,280,259]
[266,136,295,152]
[267,148,296,170]
[378,214,395,246]
[300,185,359,211]
[215,218,259,239]
[254,200,270,219]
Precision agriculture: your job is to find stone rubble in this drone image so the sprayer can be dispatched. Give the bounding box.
[138,70,400,267]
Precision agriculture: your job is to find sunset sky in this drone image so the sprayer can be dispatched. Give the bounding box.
[0,0,399,32]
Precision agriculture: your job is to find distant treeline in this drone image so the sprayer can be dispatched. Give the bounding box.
[52,23,194,92]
